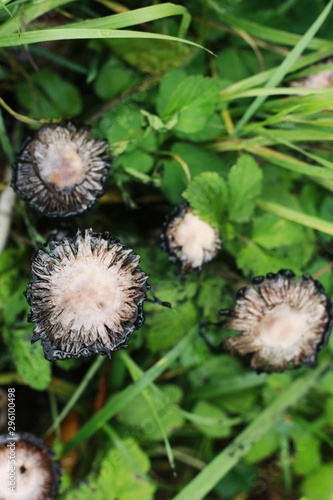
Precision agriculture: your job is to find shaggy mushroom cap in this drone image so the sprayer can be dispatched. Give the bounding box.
[290,59,333,88]
[160,204,221,271]
[26,229,149,361]
[11,123,110,217]
[0,433,60,500]
[223,269,333,372]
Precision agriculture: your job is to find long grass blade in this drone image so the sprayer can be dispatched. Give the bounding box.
[174,358,331,500]
[61,327,196,456]
[234,0,333,132]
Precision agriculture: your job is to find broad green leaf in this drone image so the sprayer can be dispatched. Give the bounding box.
[183,172,228,227]
[236,241,300,276]
[16,68,82,119]
[244,431,280,464]
[172,142,228,178]
[228,155,263,223]
[157,74,222,133]
[8,326,51,390]
[191,401,232,438]
[67,438,156,500]
[98,106,144,156]
[107,39,192,74]
[118,385,184,441]
[293,429,321,476]
[145,300,198,353]
[252,214,308,249]
[94,58,140,100]
[302,464,333,500]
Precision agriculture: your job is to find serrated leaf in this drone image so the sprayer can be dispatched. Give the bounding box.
[228,155,263,223]
[11,328,51,390]
[16,68,82,119]
[68,438,155,500]
[183,172,228,227]
[157,73,221,133]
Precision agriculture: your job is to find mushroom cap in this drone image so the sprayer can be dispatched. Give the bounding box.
[160,204,221,271]
[11,123,110,217]
[26,229,149,361]
[223,269,333,372]
[0,432,60,500]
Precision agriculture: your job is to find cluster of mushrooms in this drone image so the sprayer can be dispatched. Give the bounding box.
[7,122,333,372]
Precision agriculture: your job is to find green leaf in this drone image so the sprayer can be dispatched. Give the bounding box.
[252,214,308,249]
[145,300,198,353]
[236,242,300,276]
[157,74,221,133]
[191,401,232,438]
[228,155,263,223]
[244,431,280,464]
[67,438,156,500]
[293,429,321,476]
[94,58,140,100]
[118,385,184,441]
[99,106,144,156]
[9,326,51,390]
[183,172,228,227]
[15,68,82,119]
[302,464,333,500]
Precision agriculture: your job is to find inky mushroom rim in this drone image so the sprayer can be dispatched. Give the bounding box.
[11,122,110,217]
[160,203,221,271]
[222,269,333,372]
[0,432,61,500]
[26,229,149,361]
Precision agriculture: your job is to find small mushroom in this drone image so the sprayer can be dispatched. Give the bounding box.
[160,204,221,271]
[0,432,60,500]
[223,269,333,372]
[290,58,333,88]
[26,229,149,361]
[11,123,110,217]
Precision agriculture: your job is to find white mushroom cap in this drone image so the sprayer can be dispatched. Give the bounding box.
[11,123,110,217]
[0,433,60,500]
[26,229,149,361]
[223,269,332,372]
[160,204,221,271]
[291,60,333,88]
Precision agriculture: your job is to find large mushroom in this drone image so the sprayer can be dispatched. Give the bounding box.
[0,432,60,500]
[160,204,221,271]
[26,229,149,361]
[222,269,333,372]
[11,123,110,217]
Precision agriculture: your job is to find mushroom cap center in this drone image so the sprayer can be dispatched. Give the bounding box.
[171,212,218,266]
[49,257,134,332]
[257,303,308,347]
[37,143,86,190]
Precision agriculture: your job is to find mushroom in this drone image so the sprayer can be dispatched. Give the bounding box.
[11,123,110,217]
[160,204,221,271]
[290,58,333,88]
[26,229,149,361]
[0,432,60,500]
[222,269,333,372]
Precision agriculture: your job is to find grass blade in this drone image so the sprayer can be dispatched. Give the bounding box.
[174,358,331,500]
[61,327,196,456]
[234,0,333,132]
[257,199,333,235]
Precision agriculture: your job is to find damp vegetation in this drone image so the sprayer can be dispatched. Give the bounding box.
[2,1,333,500]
